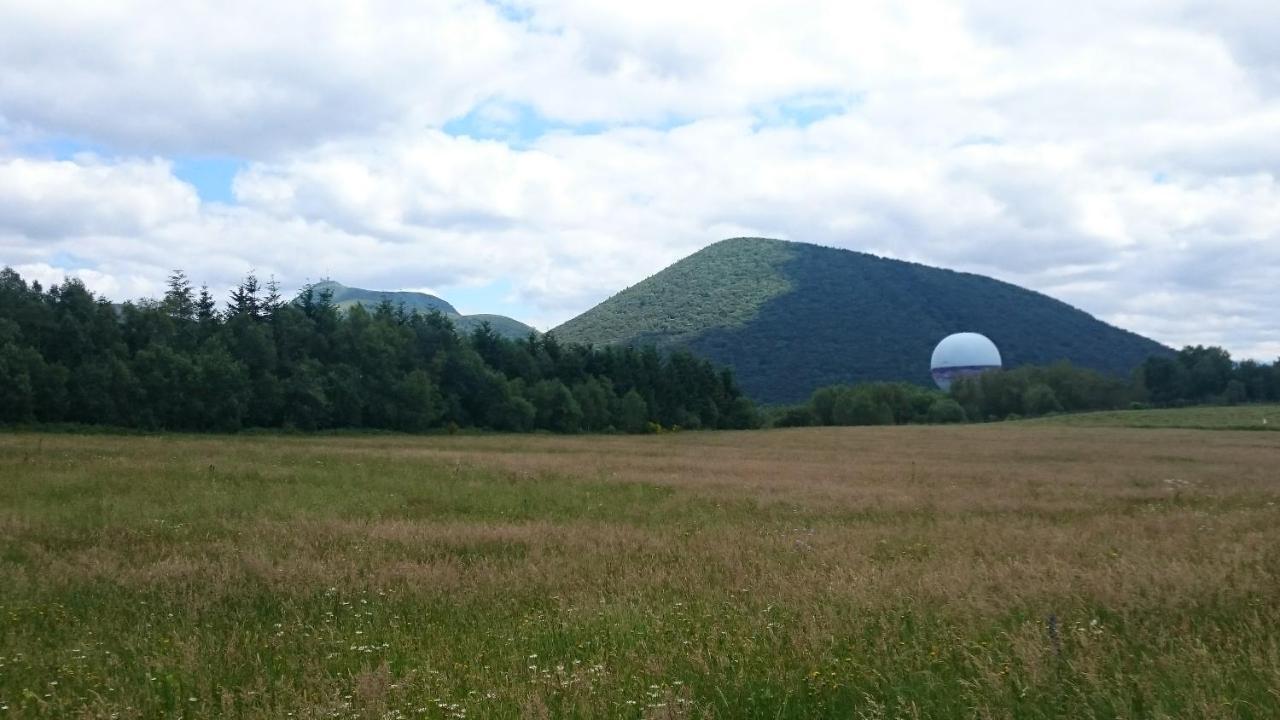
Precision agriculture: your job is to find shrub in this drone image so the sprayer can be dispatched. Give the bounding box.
[926,398,967,424]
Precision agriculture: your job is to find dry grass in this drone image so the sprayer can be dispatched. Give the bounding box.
[1,424,1278,718]
[1024,403,1280,431]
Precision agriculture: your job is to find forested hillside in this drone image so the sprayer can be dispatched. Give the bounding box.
[555,238,1172,403]
[311,280,536,339]
[0,268,755,433]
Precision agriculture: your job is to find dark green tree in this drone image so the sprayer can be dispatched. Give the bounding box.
[1022,383,1063,416]
[163,269,196,322]
[616,389,650,434]
[926,397,967,423]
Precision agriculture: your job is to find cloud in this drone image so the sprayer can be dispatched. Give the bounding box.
[0,0,525,155]
[0,0,1277,357]
[0,156,198,238]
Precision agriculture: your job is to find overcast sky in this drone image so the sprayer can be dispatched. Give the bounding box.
[1,0,1278,358]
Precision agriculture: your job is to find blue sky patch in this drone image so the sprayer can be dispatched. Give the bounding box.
[754,94,861,129]
[484,0,533,23]
[440,279,530,321]
[444,101,690,146]
[50,250,95,270]
[171,156,245,204]
[445,101,603,146]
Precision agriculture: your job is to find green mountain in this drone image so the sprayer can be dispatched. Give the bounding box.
[454,313,541,340]
[553,238,1171,404]
[311,280,537,339]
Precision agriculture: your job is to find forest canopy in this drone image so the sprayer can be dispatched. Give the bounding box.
[0,268,758,433]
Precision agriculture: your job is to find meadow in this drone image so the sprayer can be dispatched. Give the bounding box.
[1,422,1278,718]
[1027,404,1279,431]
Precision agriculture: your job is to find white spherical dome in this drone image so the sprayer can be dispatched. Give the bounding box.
[930,333,1002,391]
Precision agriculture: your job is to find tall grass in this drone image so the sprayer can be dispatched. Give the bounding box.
[1025,403,1279,431]
[2,427,1278,718]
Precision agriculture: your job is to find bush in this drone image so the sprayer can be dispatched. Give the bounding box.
[926,398,967,424]
[1021,383,1063,417]
[832,392,895,426]
[773,406,817,428]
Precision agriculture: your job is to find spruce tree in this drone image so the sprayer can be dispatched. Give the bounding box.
[196,285,218,324]
[263,276,284,316]
[163,269,196,321]
[227,273,262,320]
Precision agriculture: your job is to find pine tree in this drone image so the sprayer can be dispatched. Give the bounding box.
[163,269,196,321]
[196,285,218,324]
[227,273,262,320]
[263,276,284,316]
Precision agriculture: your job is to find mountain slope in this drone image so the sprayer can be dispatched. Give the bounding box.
[311,281,536,339]
[314,280,459,315]
[452,313,538,339]
[553,238,1171,404]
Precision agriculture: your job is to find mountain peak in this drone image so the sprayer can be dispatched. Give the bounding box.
[306,280,536,339]
[312,280,459,316]
[554,238,1169,403]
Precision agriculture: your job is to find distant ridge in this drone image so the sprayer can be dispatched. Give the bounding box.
[553,238,1171,403]
[311,280,536,339]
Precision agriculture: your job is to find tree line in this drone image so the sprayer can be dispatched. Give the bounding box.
[0,268,758,433]
[1134,345,1279,407]
[771,348,1280,427]
[770,382,967,427]
[3,265,1274,433]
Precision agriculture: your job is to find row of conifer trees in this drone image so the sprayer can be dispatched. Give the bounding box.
[0,268,758,433]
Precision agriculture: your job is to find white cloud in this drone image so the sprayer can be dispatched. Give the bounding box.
[0,0,524,155]
[0,157,197,239]
[0,0,1277,357]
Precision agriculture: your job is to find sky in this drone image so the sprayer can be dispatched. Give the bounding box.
[1,0,1278,359]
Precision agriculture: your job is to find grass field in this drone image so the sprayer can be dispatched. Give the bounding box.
[2,424,1278,719]
[1025,404,1279,431]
